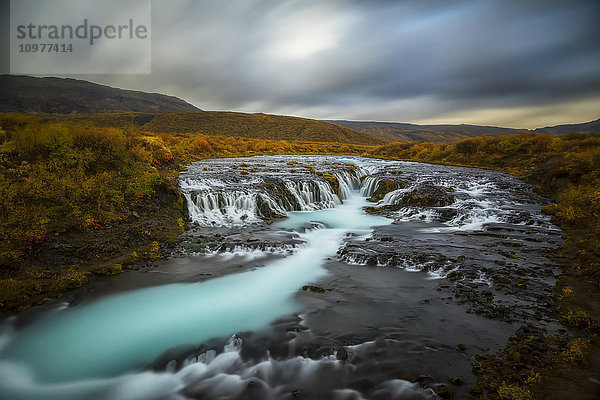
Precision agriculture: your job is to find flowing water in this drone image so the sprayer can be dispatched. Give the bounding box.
[0,156,563,400]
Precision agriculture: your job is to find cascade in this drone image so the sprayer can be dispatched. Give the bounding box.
[180,159,365,227]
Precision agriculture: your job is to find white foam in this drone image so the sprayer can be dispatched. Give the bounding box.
[397,207,439,223]
[205,243,302,260]
[180,168,362,227]
[473,271,494,287]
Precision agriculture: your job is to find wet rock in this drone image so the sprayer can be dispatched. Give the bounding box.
[336,346,348,361]
[368,179,401,202]
[364,206,381,215]
[234,379,272,400]
[435,384,454,398]
[366,256,378,267]
[396,185,455,207]
[436,208,458,222]
[515,325,532,337]
[416,375,435,383]
[447,271,461,280]
[349,379,375,392]
[91,263,123,276]
[32,297,50,306]
[302,285,325,293]
[322,174,340,197]
[448,376,464,385]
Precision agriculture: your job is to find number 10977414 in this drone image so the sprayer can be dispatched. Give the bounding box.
[19,43,73,53]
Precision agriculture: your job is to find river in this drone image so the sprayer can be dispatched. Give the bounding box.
[0,156,563,399]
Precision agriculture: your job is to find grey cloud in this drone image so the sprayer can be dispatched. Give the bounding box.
[77,0,600,126]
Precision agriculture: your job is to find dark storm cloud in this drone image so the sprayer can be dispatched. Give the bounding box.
[84,0,600,127]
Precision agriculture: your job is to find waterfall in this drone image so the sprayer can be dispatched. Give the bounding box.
[179,156,535,234]
[180,159,366,227]
[284,181,338,210]
[359,176,379,197]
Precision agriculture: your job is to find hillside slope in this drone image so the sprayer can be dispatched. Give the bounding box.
[0,75,199,114]
[143,112,386,144]
[535,118,600,135]
[44,111,386,145]
[326,120,524,143]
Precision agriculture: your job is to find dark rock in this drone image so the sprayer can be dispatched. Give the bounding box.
[435,384,454,398]
[396,185,455,207]
[416,375,435,383]
[349,379,375,392]
[336,346,348,361]
[366,256,378,267]
[302,285,325,293]
[448,376,464,385]
[91,263,123,276]
[322,174,341,197]
[516,325,532,337]
[368,179,401,202]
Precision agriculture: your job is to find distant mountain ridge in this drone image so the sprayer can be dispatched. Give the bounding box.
[534,118,600,135]
[326,118,600,143]
[325,120,525,143]
[0,75,199,114]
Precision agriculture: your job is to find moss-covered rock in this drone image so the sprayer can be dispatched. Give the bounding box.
[302,285,325,292]
[399,185,454,207]
[369,179,399,202]
[435,384,454,399]
[51,269,89,292]
[322,174,340,197]
[92,263,123,276]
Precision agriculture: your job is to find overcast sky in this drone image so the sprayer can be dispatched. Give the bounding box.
[61,0,600,128]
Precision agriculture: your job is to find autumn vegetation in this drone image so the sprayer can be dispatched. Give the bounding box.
[0,113,371,311]
[1,112,599,398]
[43,111,385,145]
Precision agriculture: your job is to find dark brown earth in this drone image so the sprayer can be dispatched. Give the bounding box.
[0,183,184,312]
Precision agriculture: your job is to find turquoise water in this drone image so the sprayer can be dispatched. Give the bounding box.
[0,192,389,399]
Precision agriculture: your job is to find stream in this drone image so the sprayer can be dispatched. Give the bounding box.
[0,156,563,400]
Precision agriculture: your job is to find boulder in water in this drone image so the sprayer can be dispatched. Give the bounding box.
[368,178,402,202]
[397,185,454,207]
[322,174,340,197]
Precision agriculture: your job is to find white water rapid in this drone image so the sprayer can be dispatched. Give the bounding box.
[0,160,391,400]
[0,155,559,400]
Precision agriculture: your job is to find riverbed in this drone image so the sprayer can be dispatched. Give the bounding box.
[0,156,563,399]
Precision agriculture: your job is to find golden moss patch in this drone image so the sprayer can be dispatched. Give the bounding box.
[92,263,123,276]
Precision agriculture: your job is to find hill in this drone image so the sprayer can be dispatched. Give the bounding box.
[534,118,600,135]
[44,111,386,145]
[0,75,199,114]
[0,75,383,145]
[325,120,524,143]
